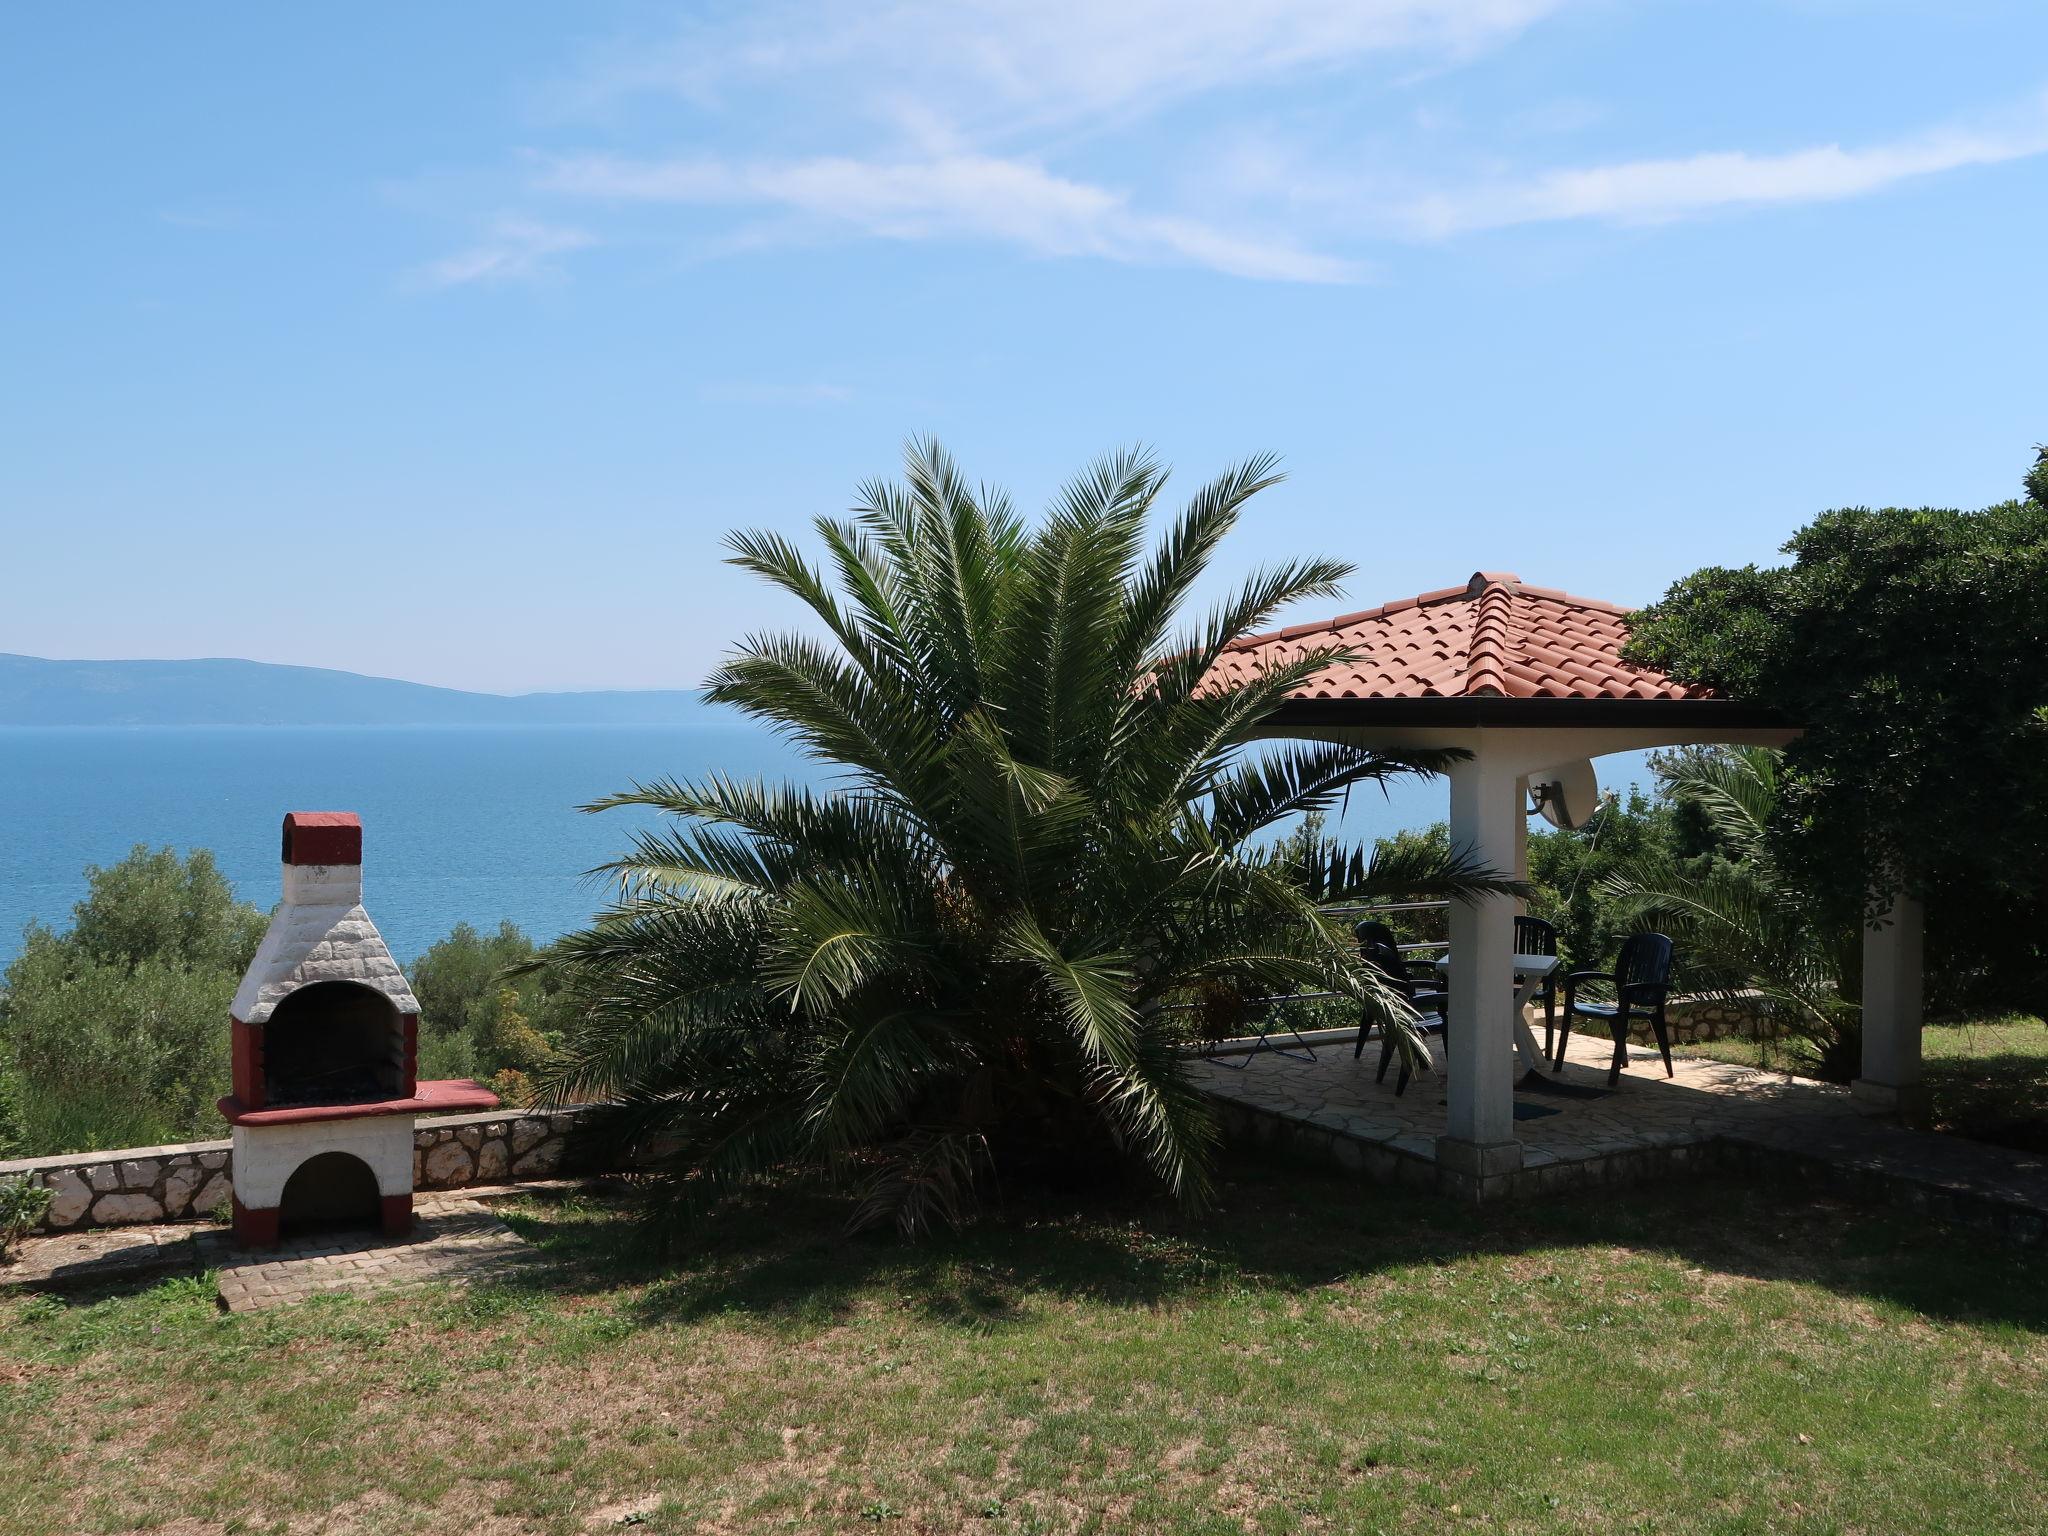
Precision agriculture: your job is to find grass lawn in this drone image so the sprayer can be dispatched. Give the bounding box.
[1683,1013,2048,1152]
[0,1171,2039,1531]
[2,1165,2044,1536]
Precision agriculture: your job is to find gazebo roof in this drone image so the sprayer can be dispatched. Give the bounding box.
[1210,571,1783,729]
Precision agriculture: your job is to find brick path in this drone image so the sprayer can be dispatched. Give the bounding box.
[213,1197,535,1311]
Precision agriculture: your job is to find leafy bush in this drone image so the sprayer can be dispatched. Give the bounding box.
[1626,446,2048,1009]
[1357,789,1680,978]
[0,847,265,1155]
[408,921,569,1091]
[60,845,266,974]
[1605,747,1861,1079]
[0,1176,53,1259]
[1524,784,1678,971]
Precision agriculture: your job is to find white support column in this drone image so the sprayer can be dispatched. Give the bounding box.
[1512,775,1531,918]
[1439,747,1524,1196]
[1854,892,1927,1121]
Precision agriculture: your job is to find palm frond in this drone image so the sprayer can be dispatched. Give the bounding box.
[547,440,1479,1231]
[1206,743,1467,851]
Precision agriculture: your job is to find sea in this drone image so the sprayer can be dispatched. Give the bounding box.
[0,726,1655,967]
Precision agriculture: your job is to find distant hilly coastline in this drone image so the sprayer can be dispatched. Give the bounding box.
[0,654,711,727]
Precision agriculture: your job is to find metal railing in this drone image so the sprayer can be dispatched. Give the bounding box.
[1189,897,1456,1064]
[1319,897,1451,954]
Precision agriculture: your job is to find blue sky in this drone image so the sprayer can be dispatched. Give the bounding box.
[5,2,2044,693]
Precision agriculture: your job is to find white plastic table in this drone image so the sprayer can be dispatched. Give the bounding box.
[1434,952,1560,1080]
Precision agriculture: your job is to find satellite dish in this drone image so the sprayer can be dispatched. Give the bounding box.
[1529,759,1599,830]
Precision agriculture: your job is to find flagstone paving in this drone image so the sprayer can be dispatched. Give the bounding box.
[1195,1017,2048,1241]
[213,1196,534,1311]
[3,1194,538,1308]
[1,1220,233,1293]
[1193,1020,1864,1172]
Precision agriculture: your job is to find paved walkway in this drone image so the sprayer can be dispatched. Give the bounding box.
[1196,1019,2048,1239]
[1718,1112,2048,1242]
[3,1195,540,1308]
[213,1197,535,1311]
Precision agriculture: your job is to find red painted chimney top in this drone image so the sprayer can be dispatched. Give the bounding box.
[281,811,362,866]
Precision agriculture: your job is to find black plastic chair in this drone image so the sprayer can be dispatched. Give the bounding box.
[1352,921,1448,1096]
[1554,933,1676,1087]
[1513,914,1561,1057]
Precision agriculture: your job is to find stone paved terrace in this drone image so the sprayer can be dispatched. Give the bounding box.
[1194,1020,1867,1195]
[1196,1020,2048,1241]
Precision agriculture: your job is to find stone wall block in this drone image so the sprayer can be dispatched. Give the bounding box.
[162,1164,205,1217]
[193,1173,233,1216]
[90,1192,164,1224]
[511,1137,564,1177]
[476,1138,510,1182]
[42,1168,92,1228]
[6,1104,595,1232]
[421,1140,474,1186]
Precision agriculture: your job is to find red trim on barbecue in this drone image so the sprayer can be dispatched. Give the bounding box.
[231,1016,265,1107]
[401,1012,419,1097]
[216,1077,499,1127]
[232,1196,281,1249]
[281,811,362,866]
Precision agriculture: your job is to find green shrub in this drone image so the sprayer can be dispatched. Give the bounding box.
[2,934,237,1151]
[409,921,571,1082]
[1525,784,1678,971]
[1,1176,53,1258]
[1626,446,2048,1008]
[0,846,263,1157]
[63,845,265,974]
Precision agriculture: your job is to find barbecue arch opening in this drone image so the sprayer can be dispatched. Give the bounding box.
[278,1150,382,1236]
[262,981,404,1107]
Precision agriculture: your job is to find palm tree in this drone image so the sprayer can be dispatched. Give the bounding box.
[542,441,1515,1232]
[1603,746,1861,1078]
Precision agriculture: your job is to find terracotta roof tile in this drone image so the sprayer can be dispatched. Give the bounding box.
[1200,571,1714,703]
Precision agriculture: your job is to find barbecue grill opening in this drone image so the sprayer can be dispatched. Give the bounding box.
[262,981,404,1107]
[280,1151,381,1236]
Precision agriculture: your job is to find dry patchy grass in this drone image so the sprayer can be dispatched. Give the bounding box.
[2,1164,2045,1535]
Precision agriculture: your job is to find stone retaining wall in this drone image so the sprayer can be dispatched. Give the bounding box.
[0,1107,596,1236]
[1628,994,1783,1048]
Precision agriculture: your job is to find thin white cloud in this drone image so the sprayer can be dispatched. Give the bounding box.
[441,11,2046,291]
[1404,105,2048,236]
[571,0,1571,137]
[539,151,1359,283]
[418,217,595,288]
